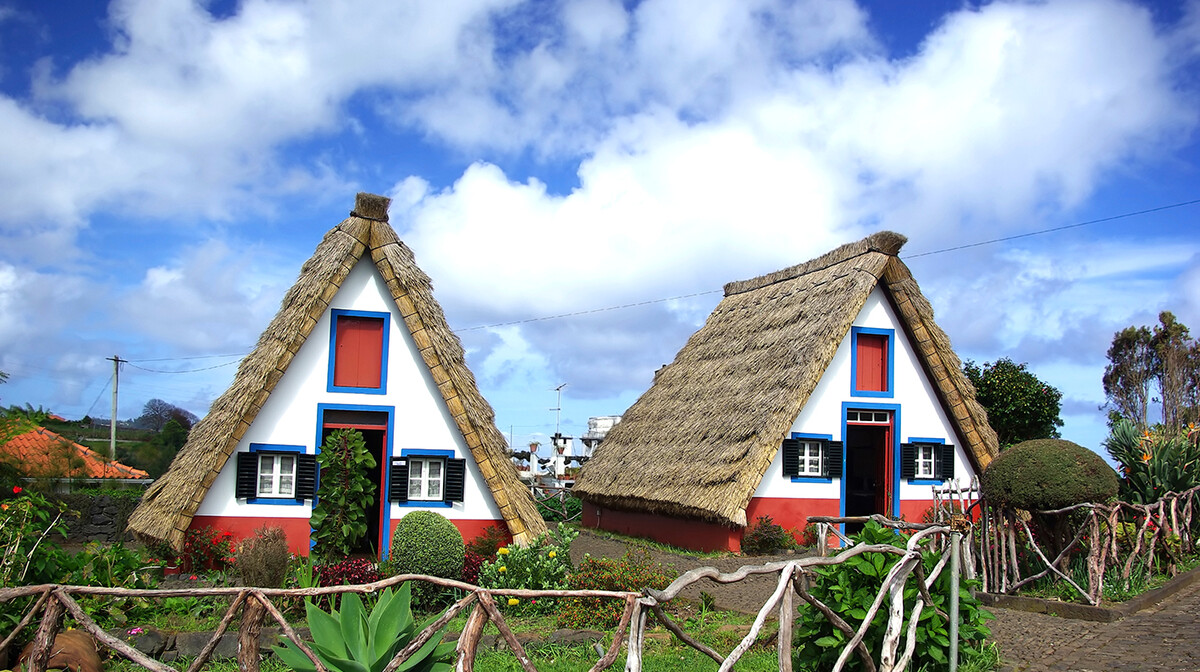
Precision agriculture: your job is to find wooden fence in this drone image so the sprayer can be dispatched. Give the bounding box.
[2,521,962,672]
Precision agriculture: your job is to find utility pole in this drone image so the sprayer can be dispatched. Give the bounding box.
[107,355,125,460]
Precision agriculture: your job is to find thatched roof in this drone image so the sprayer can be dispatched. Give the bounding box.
[572,231,999,527]
[128,193,546,550]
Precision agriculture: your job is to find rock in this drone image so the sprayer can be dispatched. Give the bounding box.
[129,628,169,656]
[175,631,239,660]
[548,629,605,646]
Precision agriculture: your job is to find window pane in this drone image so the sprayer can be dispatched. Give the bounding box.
[259,475,272,494]
[429,461,442,478]
[428,480,441,498]
[279,475,294,496]
[409,479,422,498]
[280,455,295,472]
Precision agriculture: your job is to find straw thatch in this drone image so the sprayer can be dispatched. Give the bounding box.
[127,193,546,551]
[572,231,999,527]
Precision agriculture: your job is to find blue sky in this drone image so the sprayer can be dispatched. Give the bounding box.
[1,0,1198,458]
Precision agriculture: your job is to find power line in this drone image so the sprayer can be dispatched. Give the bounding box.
[128,352,250,363]
[125,358,243,374]
[905,198,1200,259]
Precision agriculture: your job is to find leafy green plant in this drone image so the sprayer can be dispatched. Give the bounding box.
[478,524,577,615]
[273,583,455,672]
[1105,420,1200,504]
[556,548,675,629]
[741,515,793,555]
[0,485,73,642]
[793,522,992,671]
[311,429,377,560]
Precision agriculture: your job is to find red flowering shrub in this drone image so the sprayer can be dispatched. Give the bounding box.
[461,550,485,585]
[556,550,675,629]
[182,526,235,572]
[315,558,380,587]
[465,525,509,557]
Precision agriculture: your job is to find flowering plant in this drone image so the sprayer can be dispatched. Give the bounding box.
[182,526,236,572]
[477,523,576,614]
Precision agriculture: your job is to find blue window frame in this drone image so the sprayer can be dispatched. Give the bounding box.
[787,432,836,483]
[240,443,312,506]
[850,326,895,398]
[395,449,456,508]
[327,309,390,395]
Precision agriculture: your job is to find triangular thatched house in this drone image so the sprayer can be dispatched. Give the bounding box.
[128,193,546,555]
[572,232,998,552]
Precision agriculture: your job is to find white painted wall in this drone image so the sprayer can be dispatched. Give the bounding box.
[753,287,977,502]
[196,259,503,525]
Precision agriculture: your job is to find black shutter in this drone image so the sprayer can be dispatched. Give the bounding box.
[296,454,317,500]
[389,458,409,503]
[824,441,844,478]
[900,443,917,480]
[781,438,800,477]
[939,444,956,480]
[235,452,257,499]
[444,459,466,504]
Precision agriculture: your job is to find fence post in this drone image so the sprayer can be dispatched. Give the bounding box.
[949,530,961,672]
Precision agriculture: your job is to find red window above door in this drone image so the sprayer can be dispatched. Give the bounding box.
[328,310,389,394]
[851,327,893,397]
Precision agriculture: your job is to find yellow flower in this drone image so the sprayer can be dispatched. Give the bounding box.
[508,597,519,606]
[548,550,556,558]
[497,547,510,555]
[499,566,507,573]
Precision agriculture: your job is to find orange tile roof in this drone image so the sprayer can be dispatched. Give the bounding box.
[0,426,149,480]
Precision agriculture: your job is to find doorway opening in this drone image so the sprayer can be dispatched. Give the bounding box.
[843,410,893,534]
[320,409,389,558]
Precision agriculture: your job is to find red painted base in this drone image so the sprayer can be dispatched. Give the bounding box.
[583,496,966,553]
[189,516,313,555]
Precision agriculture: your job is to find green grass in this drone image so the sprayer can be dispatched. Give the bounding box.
[579,527,732,560]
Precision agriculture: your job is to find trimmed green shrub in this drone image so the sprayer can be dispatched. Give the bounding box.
[556,549,675,629]
[741,515,793,555]
[794,522,993,671]
[981,438,1118,511]
[236,526,290,588]
[388,511,465,586]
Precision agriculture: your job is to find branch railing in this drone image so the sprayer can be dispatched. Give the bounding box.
[944,481,1200,605]
[2,522,963,672]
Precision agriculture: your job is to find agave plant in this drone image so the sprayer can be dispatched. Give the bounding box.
[1106,420,1200,504]
[273,583,455,672]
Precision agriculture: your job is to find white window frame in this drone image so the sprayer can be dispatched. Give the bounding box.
[257,453,297,498]
[846,409,891,424]
[915,444,936,479]
[408,457,445,501]
[797,440,824,477]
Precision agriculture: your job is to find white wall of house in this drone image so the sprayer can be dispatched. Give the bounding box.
[753,287,975,502]
[195,259,503,524]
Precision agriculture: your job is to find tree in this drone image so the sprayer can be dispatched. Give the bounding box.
[137,398,198,431]
[963,358,1063,449]
[1104,312,1200,432]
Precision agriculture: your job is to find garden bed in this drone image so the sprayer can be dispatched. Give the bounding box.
[979,562,1200,622]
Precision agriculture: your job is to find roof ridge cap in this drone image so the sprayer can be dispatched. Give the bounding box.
[724,230,906,296]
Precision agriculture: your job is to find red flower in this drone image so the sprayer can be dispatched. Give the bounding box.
[189,575,198,580]
[12,486,22,494]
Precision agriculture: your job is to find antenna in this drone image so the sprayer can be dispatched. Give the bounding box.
[551,383,567,435]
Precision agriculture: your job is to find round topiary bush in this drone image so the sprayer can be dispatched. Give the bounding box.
[981,438,1118,511]
[389,511,465,582]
